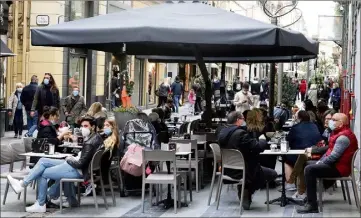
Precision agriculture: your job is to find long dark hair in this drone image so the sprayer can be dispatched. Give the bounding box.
[44,73,58,91]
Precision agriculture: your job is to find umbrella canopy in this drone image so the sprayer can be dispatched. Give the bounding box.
[0,39,15,57]
[136,55,316,63]
[31,2,318,57]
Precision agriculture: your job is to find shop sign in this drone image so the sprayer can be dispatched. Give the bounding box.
[36,15,50,26]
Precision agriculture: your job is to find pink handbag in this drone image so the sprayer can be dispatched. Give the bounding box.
[120,144,144,177]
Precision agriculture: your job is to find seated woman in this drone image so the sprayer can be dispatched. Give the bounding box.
[87,102,107,130]
[284,111,322,191]
[287,109,336,200]
[7,115,103,213]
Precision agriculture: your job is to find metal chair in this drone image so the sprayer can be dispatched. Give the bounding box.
[171,139,202,192]
[1,142,29,211]
[207,143,222,206]
[216,149,246,215]
[59,149,116,213]
[141,150,181,214]
[109,156,124,196]
[318,149,361,213]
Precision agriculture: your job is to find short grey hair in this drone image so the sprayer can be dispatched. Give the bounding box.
[227,111,243,124]
[148,112,160,122]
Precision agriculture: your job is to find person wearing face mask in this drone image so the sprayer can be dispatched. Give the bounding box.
[233,83,253,113]
[7,116,103,213]
[297,113,358,214]
[61,86,87,128]
[31,73,60,121]
[7,83,27,138]
[36,106,70,141]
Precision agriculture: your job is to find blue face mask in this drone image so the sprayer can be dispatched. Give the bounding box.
[104,128,112,135]
[328,120,336,131]
[73,90,79,96]
[43,78,50,85]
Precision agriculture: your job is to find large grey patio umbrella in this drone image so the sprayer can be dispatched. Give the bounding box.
[30,2,319,126]
[0,39,15,57]
[136,55,316,63]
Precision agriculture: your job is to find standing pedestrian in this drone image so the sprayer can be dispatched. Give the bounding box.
[8,83,27,138]
[250,77,262,108]
[233,83,253,113]
[170,76,184,113]
[61,86,87,128]
[330,83,341,112]
[30,73,60,120]
[156,78,170,108]
[20,75,38,137]
[299,79,307,101]
[192,82,203,113]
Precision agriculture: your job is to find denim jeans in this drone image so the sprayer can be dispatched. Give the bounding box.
[26,111,38,137]
[173,95,180,113]
[23,158,81,206]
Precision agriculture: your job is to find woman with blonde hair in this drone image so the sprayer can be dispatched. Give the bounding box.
[307,84,318,107]
[246,108,265,136]
[8,83,27,138]
[87,102,107,130]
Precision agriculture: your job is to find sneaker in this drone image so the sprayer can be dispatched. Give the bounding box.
[292,192,307,201]
[7,175,24,194]
[26,201,46,213]
[18,135,22,139]
[278,183,296,192]
[82,183,96,196]
[14,134,18,138]
[296,203,319,214]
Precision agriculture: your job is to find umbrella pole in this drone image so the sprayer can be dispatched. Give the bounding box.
[268,63,276,119]
[193,47,212,128]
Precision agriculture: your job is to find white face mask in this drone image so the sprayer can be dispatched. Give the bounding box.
[17,88,23,92]
[81,127,91,138]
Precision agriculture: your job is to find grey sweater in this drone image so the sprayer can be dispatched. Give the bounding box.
[320,135,350,165]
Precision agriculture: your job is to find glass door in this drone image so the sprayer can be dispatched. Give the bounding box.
[68,55,86,96]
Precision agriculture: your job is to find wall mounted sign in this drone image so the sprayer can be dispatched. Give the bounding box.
[36,15,49,26]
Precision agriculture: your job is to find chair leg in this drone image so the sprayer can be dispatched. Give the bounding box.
[174,182,177,214]
[177,179,181,208]
[108,173,116,206]
[77,183,81,205]
[341,180,347,201]
[18,192,21,200]
[141,181,146,213]
[91,181,99,213]
[351,178,360,210]
[215,176,221,207]
[239,182,245,215]
[2,182,9,205]
[188,170,193,202]
[318,179,323,212]
[60,182,63,213]
[149,184,153,207]
[23,187,27,212]
[344,181,352,205]
[116,167,122,193]
[216,178,223,210]
[195,167,199,193]
[208,171,216,206]
[100,178,108,210]
[266,182,270,211]
[183,175,187,205]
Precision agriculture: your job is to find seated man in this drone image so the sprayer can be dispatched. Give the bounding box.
[297,113,358,214]
[164,98,173,120]
[7,116,103,212]
[217,111,277,210]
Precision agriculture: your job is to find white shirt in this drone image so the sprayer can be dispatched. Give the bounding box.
[233,91,253,113]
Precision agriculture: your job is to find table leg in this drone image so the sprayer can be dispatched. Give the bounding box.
[265,155,302,207]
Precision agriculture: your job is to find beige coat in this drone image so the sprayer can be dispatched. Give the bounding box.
[233,91,253,113]
[8,92,27,126]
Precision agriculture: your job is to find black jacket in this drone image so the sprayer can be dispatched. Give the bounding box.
[171,81,184,96]
[21,82,38,111]
[67,133,103,179]
[217,125,267,193]
[31,84,60,114]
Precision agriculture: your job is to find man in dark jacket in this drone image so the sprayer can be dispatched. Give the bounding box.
[170,76,184,113]
[217,111,277,210]
[21,75,38,137]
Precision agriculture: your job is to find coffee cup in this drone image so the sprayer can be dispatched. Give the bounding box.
[270,144,278,152]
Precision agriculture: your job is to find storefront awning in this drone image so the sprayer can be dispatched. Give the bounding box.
[0,39,15,57]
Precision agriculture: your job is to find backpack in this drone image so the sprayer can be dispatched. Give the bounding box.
[120,143,144,177]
